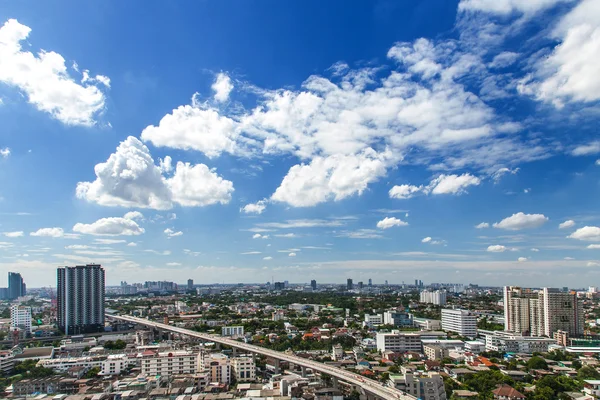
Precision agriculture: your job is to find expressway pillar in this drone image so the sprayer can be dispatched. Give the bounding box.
[301,366,307,378]
[332,377,339,389]
[232,347,237,357]
[273,359,281,375]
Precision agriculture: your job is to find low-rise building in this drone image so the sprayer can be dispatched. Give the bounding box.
[38,355,105,373]
[383,311,414,327]
[423,345,449,361]
[364,314,383,327]
[200,352,231,384]
[481,331,556,354]
[231,356,256,382]
[0,351,14,375]
[376,331,447,353]
[100,354,133,376]
[388,371,447,400]
[221,326,244,337]
[140,350,200,376]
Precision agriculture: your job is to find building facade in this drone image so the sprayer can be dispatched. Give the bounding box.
[420,290,447,306]
[140,350,200,376]
[8,272,26,300]
[231,356,256,382]
[57,264,105,335]
[376,331,447,353]
[11,305,32,334]
[221,326,244,337]
[200,352,231,384]
[441,309,477,338]
[384,311,414,327]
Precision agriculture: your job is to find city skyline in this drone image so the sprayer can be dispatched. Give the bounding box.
[0,0,599,287]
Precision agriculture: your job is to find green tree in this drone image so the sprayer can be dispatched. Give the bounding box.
[578,366,600,380]
[526,356,548,371]
[84,366,101,378]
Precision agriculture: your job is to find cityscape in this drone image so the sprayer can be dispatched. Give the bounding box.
[1,0,599,399]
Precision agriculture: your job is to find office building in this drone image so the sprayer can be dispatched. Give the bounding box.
[231,356,256,382]
[347,278,353,290]
[368,278,372,286]
[358,281,364,289]
[441,309,477,338]
[376,331,447,353]
[57,264,105,335]
[364,314,384,328]
[383,310,414,327]
[10,305,32,334]
[273,282,285,291]
[8,272,26,300]
[420,290,447,306]
[503,286,584,337]
[187,279,194,290]
[310,280,317,291]
[480,330,556,354]
[221,326,244,337]
[140,350,200,376]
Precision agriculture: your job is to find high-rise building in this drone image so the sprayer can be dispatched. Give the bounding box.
[57,264,105,335]
[420,290,447,306]
[368,278,372,287]
[441,309,477,338]
[310,280,317,290]
[273,282,285,291]
[10,305,32,334]
[358,281,364,289]
[187,279,194,291]
[347,278,353,290]
[8,272,25,300]
[503,286,584,337]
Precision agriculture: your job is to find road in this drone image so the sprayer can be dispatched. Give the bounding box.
[108,314,417,400]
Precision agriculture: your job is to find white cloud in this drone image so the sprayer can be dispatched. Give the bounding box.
[587,244,600,249]
[274,233,296,238]
[212,72,233,103]
[493,212,549,230]
[531,248,540,252]
[389,184,422,199]
[0,19,107,126]
[426,173,481,195]
[491,167,519,183]
[30,227,77,238]
[144,249,171,256]
[166,262,181,266]
[475,222,490,229]
[94,239,126,244]
[520,0,600,106]
[489,52,519,69]
[241,199,267,214]
[559,220,575,229]
[0,147,10,158]
[518,257,528,262]
[488,245,508,252]
[164,228,183,238]
[336,229,383,239]
[3,231,23,237]
[253,233,269,240]
[458,0,573,15]
[588,261,600,267]
[257,219,344,229]
[124,211,144,221]
[596,159,600,166]
[569,226,600,242]
[422,237,432,243]
[127,242,137,247]
[288,252,297,257]
[77,136,233,210]
[271,150,390,207]
[263,256,273,260]
[73,213,145,236]
[572,141,600,156]
[376,217,408,230]
[241,251,262,255]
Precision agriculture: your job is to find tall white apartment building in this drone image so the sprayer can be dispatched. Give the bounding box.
[11,305,32,334]
[231,356,256,382]
[441,309,477,338]
[420,290,447,306]
[221,326,244,337]
[200,352,231,384]
[140,350,200,376]
[503,286,584,337]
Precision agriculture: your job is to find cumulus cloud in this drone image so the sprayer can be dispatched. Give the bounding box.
[426,173,481,195]
[0,19,107,126]
[458,0,573,15]
[493,212,549,230]
[263,256,273,260]
[518,257,528,262]
[3,231,23,237]
[252,233,269,240]
[559,220,575,229]
[389,184,422,199]
[491,167,519,183]
[422,237,432,243]
[531,248,540,252]
[288,252,297,257]
[124,211,144,221]
[0,147,10,158]
[164,228,183,238]
[30,227,66,238]
[240,199,268,214]
[572,141,600,156]
[271,150,390,207]
[488,245,508,252]
[212,72,233,103]
[77,136,234,210]
[587,244,600,249]
[587,262,600,267]
[73,213,145,236]
[569,226,600,242]
[475,222,490,229]
[376,217,409,229]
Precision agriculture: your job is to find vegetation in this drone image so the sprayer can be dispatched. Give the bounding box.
[14,360,55,378]
[477,316,504,331]
[83,366,101,379]
[103,339,127,350]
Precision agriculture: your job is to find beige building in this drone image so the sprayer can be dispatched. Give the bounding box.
[388,370,447,400]
[503,287,583,337]
[140,350,200,376]
[200,352,231,384]
[423,345,449,361]
[231,356,256,382]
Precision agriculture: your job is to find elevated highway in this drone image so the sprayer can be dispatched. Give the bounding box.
[107,314,417,400]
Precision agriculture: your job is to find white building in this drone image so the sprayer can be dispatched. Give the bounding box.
[11,305,32,334]
[420,290,447,306]
[480,330,556,354]
[441,309,477,338]
[140,350,200,376]
[221,326,244,337]
[200,352,231,384]
[388,371,447,400]
[100,354,132,376]
[383,311,413,327]
[376,331,447,353]
[363,314,383,328]
[0,351,14,375]
[38,355,105,372]
[231,356,255,382]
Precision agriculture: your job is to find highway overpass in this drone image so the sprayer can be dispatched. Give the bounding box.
[107,314,417,400]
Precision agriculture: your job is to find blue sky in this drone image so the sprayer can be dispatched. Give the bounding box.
[0,0,599,288]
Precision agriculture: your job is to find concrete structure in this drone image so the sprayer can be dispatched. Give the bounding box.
[231,356,256,382]
[420,290,447,306]
[388,371,447,400]
[441,309,477,338]
[480,330,556,354]
[57,264,105,335]
[11,304,32,334]
[311,280,317,290]
[200,352,231,384]
[140,350,200,376]
[384,311,414,327]
[38,355,105,372]
[503,286,584,337]
[423,345,449,361]
[0,351,14,375]
[584,380,600,398]
[413,317,442,331]
[221,326,244,337]
[8,272,26,300]
[376,331,447,353]
[109,314,418,400]
[364,314,383,327]
[187,279,194,291]
[347,278,353,290]
[100,354,131,376]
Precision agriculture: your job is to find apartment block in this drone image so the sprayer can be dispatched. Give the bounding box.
[420,290,447,306]
[441,309,477,338]
[140,350,200,376]
[376,331,447,353]
[231,356,256,382]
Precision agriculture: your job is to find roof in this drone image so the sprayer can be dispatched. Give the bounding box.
[492,384,525,398]
[14,347,54,359]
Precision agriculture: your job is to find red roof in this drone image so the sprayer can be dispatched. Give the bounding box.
[492,384,525,399]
